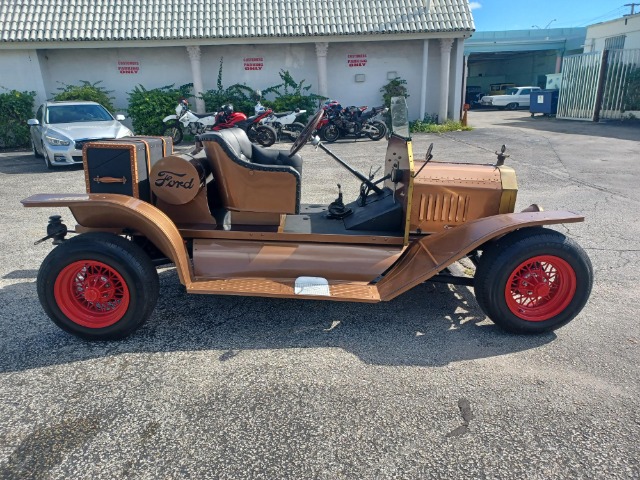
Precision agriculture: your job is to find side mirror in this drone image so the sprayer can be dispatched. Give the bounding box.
[311,135,321,146]
[115,114,126,121]
[27,119,39,126]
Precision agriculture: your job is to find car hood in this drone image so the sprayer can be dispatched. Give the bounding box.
[45,121,130,140]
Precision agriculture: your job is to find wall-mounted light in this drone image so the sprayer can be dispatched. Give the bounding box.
[355,74,366,82]
[387,71,398,79]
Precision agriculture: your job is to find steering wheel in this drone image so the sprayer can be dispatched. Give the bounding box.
[289,109,325,157]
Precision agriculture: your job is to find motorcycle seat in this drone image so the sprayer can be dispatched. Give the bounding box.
[273,111,293,118]
[194,112,216,118]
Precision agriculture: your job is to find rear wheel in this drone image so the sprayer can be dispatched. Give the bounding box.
[37,232,159,340]
[505,102,519,110]
[286,122,305,141]
[253,125,277,147]
[474,228,592,333]
[321,124,340,142]
[163,123,183,145]
[366,121,388,141]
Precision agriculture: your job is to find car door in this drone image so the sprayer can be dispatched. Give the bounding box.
[518,89,532,106]
[31,104,44,152]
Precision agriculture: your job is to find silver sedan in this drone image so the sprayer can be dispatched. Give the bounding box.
[28,101,133,168]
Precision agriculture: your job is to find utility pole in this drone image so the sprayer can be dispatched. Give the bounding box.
[624,3,640,15]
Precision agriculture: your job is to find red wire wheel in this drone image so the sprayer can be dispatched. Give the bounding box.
[54,260,130,328]
[504,255,577,322]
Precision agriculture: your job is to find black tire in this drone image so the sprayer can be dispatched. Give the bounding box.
[286,122,305,141]
[321,124,340,142]
[366,121,388,141]
[32,139,43,158]
[505,102,518,110]
[474,227,593,334]
[163,123,183,145]
[253,125,277,147]
[37,232,159,340]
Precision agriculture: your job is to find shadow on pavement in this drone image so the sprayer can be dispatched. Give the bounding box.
[0,269,555,373]
[490,116,640,142]
[0,152,83,175]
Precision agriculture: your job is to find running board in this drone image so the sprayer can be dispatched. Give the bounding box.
[187,277,380,303]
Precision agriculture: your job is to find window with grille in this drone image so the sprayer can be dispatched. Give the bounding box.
[604,35,626,50]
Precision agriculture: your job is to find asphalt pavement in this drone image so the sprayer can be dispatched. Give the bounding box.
[0,110,638,479]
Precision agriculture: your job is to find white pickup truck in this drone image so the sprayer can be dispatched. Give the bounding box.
[480,86,541,110]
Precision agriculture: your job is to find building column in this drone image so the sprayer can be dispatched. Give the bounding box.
[419,39,430,120]
[450,39,465,122]
[438,39,454,123]
[461,53,470,118]
[315,42,329,98]
[555,50,563,73]
[186,46,206,113]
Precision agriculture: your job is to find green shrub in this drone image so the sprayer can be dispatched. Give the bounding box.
[380,77,409,108]
[410,115,471,133]
[0,89,36,148]
[261,70,326,122]
[201,58,262,116]
[127,83,193,134]
[52,80,116,112]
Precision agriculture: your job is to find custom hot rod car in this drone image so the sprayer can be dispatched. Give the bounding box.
[22,97,593,340]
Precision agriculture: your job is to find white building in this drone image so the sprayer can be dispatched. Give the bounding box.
[0,0,475,122]
[584,12,640,52]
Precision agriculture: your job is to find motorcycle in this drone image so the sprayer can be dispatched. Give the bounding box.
[162,99,216,145]
[255,101,307,141]
[319,103,388,142]
[212,105,278,148]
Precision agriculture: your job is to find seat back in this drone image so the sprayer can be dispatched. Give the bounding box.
[199,129,300,214]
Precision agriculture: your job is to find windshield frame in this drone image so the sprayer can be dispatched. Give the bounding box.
[46,104,114,125]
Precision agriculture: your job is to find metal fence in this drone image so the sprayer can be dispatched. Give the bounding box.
[557,48,640,121]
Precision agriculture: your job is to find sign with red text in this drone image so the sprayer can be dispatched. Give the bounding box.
[118,61,140,74]
[244,57,264,71]
[347,54,367,67]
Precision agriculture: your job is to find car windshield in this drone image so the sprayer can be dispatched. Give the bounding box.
[46,104,113,124]
[506,88,519,95]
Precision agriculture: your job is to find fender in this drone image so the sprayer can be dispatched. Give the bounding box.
[163,114,178,123]
[21,193,193,287]
[376,210,585,301]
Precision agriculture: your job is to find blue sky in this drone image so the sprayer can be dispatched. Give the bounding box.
[471,0,632,31]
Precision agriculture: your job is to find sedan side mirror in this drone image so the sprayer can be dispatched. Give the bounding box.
[27,119,39,126]
[115,114,126,121]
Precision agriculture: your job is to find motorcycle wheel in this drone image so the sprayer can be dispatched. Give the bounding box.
[367,121,388,141]
[286,122,306,141]
[254,125,277,147]
[321,124,340,143]
[163,123,183,145]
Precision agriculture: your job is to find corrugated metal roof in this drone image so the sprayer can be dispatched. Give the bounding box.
[0,0,474,43]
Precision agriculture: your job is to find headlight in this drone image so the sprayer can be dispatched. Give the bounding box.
[44,134,70,146]
[118,129,134,137]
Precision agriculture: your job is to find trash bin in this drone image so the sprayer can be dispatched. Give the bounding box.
[530,89,559,117]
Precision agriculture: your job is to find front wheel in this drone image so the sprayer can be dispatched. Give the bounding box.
[252,125,277,147]
[474,228,593,334]
[366,121,388,141]
[505,103,519,110]
[37,232,159,340]
[321,124,340,142]
[163,123,184,145]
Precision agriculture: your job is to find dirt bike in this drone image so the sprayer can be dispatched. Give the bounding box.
[255,101,307,141]
[162,99,216,145]
[319,104,388,142]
